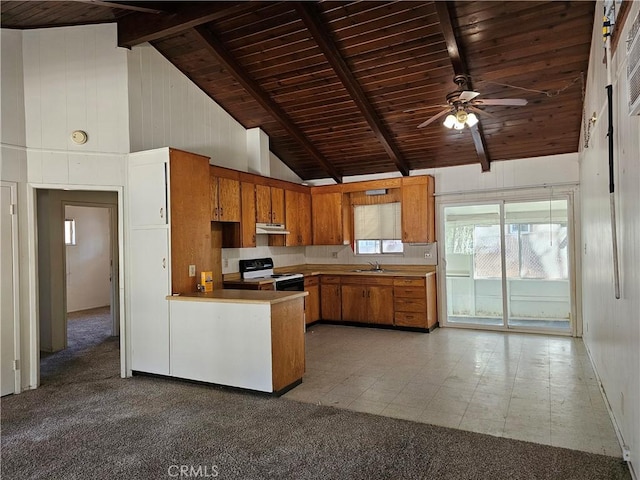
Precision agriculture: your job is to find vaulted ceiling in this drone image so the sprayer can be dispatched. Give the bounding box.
[1,1,595,182]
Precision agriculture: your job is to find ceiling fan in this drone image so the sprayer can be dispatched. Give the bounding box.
[416,75,528,129]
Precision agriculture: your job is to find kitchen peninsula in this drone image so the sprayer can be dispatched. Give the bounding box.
[166,290,307,395]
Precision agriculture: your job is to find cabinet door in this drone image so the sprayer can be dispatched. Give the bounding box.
[129,228,170,375]
[210,171,220,221]
[270,187,285,224]
[312,192,344,245]
[368,286,394,325]
[320,278,341,321]
[284,190,300,246]
[255,184,271,223]
[129,162,168,226]
[401,177,434,243]
[305,284,320,324]
[240,182,256,247]
[341,284,368,323]
[218,177,241,222]
[299,192,312,245]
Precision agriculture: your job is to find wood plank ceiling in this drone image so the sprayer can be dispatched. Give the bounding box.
[1,1,595,182]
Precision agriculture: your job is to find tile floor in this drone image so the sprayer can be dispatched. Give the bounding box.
[283,324,622,457]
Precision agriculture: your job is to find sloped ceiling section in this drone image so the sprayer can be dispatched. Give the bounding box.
[1,1,595,182]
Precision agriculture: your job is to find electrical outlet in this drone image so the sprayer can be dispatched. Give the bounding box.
[332,251,338,258]
[424,252,432,258]
[623,447,631,462]
[188,265,196,277]
[223,259,229,268]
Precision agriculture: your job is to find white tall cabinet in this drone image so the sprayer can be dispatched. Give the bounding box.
[127,148,172,375]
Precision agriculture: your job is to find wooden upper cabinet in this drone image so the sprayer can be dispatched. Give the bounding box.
[256,185,284,224]
[299,191,312,245]
[255,184,271,223]
[312,192,348,245]
[281,189,312,246]
[240,181,256,248]
[210,168,241,222]
[401,176,435,243]
[270,187,284,224]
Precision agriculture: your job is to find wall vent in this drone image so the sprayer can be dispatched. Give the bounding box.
[628,10,640,115]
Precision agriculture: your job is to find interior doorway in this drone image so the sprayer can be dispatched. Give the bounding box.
[36,189,120,381]
[440,195,576,335]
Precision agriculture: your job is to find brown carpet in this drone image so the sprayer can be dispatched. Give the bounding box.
[1,308,631,480]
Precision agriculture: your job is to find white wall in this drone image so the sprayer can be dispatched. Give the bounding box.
[580,2,640,475]
[65,206,111,312]
[4,23,128,386]
[23,24,129,187]
[127,44,248,170]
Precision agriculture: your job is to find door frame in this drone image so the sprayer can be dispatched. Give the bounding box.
[1,181,21,395]
[436,186,580,337]
[27,183,126,388]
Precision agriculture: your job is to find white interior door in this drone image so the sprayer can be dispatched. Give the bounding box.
[1,184,18,396]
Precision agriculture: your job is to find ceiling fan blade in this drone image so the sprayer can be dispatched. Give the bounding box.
[417,108,451,128]
[473,98,528,106]
[403,104,448,113]
[467,105,496,118]
[459,90,480,102]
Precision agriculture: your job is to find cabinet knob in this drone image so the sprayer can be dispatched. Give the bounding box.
[220,207,223,217]
[160,207,164,219]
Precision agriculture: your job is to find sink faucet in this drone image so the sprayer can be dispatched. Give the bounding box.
[368,261,382,271]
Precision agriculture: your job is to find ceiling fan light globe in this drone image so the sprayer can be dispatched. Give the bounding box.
[466,112,479,127]
[455,110,468,124]
[453,121,465,130]
[443,114,457,129]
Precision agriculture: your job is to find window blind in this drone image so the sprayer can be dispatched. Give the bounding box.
[354,202,401,240]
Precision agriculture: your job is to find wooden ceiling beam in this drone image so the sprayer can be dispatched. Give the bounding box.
[118,2,255,48]
[294,2,410,177]
[435,1,491,172]
[192,25,343,184]
[71,1,168,15]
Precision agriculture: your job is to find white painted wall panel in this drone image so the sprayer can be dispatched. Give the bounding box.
[580,2,640,475]
[127,45,249,170]
[169,300,273,392]
[22,24,129,154]
[1,30,26,149]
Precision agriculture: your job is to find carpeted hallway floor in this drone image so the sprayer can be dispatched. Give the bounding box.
[0,309,631,480]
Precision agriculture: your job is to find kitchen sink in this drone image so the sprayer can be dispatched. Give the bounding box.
[350,268,395,273]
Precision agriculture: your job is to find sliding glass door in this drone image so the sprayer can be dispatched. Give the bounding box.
[443,197,572,333]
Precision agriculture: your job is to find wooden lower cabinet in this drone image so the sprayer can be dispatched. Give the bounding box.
[317,273,437,330]
[393,275,437,330]
[341,277,394,325]
[304,276,320,324]
[320,276,342,321]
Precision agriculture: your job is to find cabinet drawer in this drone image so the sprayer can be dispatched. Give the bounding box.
[394,298,426,312]
[304,276,319,287]
[321,275,342,284]
[395,312,427,328]
[393,278,425,287]
[394,286,425,298]
[342,276,393,286]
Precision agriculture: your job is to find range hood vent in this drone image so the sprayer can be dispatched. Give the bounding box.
[256,222,290,235]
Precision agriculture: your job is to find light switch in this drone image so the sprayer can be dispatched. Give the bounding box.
[188,265,196,277]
